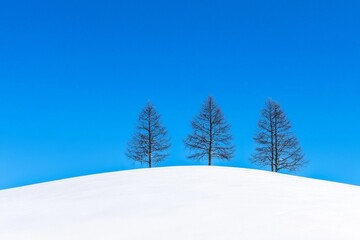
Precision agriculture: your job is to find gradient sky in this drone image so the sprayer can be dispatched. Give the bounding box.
[1,0,359,189]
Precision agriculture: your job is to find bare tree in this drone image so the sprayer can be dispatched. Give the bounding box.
[184,96,235,165]
[127,101,171,168]
[252,99,306,172]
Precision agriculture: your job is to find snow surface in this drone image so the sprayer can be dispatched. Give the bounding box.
[1,166,360,240]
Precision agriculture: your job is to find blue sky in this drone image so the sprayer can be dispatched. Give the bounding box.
[0,0,359,189]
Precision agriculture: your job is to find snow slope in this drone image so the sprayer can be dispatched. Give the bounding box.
[1,166,360,240]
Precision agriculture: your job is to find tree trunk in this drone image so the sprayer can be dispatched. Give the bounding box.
[148,110,152,168]
[209,100,213,166]
[274,112,279,172]
[270,108,274,172]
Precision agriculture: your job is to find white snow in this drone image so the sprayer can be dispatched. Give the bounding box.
[1,166,360,240]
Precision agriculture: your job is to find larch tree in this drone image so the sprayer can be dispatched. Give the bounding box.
[184,96,235,165]
[252,99,306,172]
[126,101,171,168]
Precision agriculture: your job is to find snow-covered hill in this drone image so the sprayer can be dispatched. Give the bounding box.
[1,166,360,240]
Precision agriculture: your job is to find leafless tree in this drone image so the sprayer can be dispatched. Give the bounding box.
[127,101,171,168]
[184,96,235,165]
[252,99,306,172]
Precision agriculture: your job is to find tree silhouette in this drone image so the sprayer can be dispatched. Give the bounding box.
[252,99,306,172]
[127,101,171,168]
[184,96,235,165]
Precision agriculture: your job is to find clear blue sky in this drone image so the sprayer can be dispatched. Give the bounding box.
[1,0,359,189]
